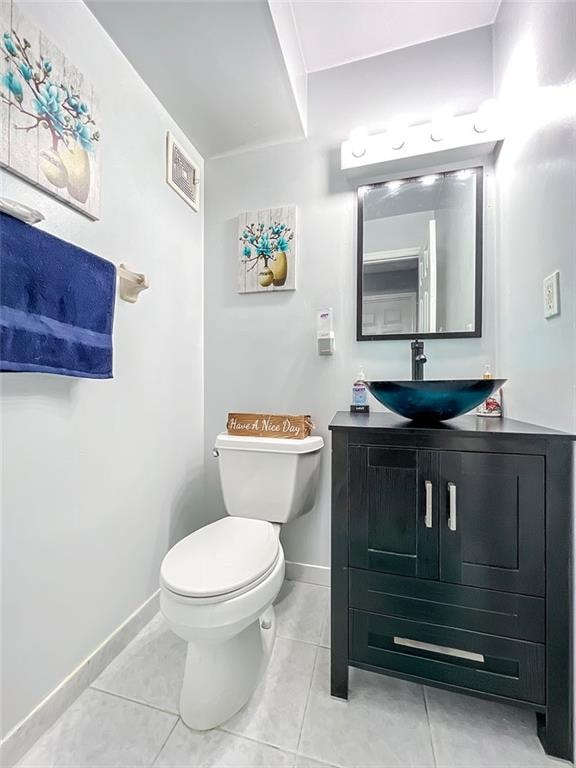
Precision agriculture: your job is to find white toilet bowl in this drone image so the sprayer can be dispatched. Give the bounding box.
[160,433,323,731]
[160,517,285,729]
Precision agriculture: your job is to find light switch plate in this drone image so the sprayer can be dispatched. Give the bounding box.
[543,270,560,318]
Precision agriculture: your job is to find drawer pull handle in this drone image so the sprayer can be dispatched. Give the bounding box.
[424,480,433,528]
[393,636,484,663]
[448,482,457,531]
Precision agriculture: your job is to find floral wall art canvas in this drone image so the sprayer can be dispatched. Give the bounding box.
[238,206,296,293]
[0,4,100,219]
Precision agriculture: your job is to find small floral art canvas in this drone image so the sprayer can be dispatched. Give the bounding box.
[238,206,296,293]
[0,5,101,219]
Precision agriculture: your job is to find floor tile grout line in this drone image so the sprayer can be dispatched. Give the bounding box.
[281,582,330,592]
[276,632,325,648]
[17,689,179,767]
[422,685,439,768]
[216,723,300,758]
[297,755,341,768]
[276,594,330,649]
[215,634,321,759]
[150,716,180,767]
[79,588,330,765]
[295,641,320,756]
[88,685,180,718]
[318,608,329,651]
[23,577,550,768]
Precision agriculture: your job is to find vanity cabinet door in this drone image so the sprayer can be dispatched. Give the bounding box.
[349,446,438,579]
[439,452,545,596]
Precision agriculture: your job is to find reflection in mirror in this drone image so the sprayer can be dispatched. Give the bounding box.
[357,168,482,340]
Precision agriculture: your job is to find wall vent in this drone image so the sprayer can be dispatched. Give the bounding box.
[166,132,199,211]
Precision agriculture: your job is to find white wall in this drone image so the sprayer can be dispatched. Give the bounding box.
[0,0,204,736]
[307,26,493,142]
[493,0,576,433]
[204,27,496,571]
[492,7,576,756]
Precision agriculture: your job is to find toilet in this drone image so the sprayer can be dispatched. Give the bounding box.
[160,432,323,730]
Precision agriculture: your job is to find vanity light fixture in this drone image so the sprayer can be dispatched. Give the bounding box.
[349,127,368,158]
[341,107,504,173]
[420,175,438,186]
[387,180,404,191]
[474,99,499,133]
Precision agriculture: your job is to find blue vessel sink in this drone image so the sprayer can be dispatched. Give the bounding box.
[366,379,507,422]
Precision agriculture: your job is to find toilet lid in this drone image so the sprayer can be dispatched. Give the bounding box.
[160,517,280,599]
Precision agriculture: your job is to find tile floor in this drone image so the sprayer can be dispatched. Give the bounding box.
[17,581,565,768]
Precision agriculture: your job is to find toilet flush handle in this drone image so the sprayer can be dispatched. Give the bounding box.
[213,448,220,458]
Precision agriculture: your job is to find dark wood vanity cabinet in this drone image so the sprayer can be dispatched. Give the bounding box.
[349,447,545,593]
[330,412,574,760]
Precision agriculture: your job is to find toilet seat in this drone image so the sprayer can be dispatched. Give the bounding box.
[160,517,280,601]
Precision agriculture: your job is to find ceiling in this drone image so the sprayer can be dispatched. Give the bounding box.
[290,0,501,73]
[87,1,304,158]
[88,0,501,158]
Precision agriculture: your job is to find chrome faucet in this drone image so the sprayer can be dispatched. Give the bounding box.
[411,340,427,381]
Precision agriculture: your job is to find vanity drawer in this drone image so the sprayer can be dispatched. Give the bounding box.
[349,569,545,643]
[349,609,545,704]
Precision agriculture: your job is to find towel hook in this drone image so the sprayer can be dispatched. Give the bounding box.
[118,263,149,303]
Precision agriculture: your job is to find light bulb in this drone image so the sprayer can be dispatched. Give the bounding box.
[430,107,454,143]
[420,175,438,186]
[387,180,404,192]
[456,169,473,181]
[474,99,498,133]
[387,117,408,151]
[349,126,368,158]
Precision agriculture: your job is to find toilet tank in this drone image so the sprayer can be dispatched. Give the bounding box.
[214,433,324,523]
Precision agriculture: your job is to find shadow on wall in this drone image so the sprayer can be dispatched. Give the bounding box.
[0,372,79,401]
[202,453,226,524]
[168,465,207,548]
[327,145,356,195]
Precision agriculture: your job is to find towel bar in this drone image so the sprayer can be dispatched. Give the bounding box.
[118,263,149,303]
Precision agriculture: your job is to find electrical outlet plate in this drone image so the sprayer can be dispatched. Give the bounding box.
[543,270,560,318]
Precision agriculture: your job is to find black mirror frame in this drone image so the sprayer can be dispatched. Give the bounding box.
[356,167,484,341]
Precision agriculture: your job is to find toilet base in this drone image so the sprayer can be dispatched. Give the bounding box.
[180,606,277,731]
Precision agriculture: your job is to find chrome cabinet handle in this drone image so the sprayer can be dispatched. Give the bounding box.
[448,482,457,531]
[424,480,433,528]
[393,636,484,663]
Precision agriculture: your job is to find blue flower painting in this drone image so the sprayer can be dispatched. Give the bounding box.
[0,5,101,219]
[238,207,296,293]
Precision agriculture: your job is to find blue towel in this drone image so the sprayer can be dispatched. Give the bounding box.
[0,213,116,378]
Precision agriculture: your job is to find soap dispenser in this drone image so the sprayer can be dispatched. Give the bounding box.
[351,366,370,414]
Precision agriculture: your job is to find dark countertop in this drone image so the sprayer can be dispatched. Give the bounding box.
[329,411,575,440]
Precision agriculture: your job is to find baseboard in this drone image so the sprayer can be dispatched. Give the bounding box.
[0,590,160,768]
[285,560,331,587]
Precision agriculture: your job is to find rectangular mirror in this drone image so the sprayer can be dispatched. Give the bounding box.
[357,167,483,340]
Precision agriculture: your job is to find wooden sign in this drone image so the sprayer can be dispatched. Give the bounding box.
[227,413,313,440]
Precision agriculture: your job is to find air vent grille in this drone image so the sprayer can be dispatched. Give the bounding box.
[166,132,199,211]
